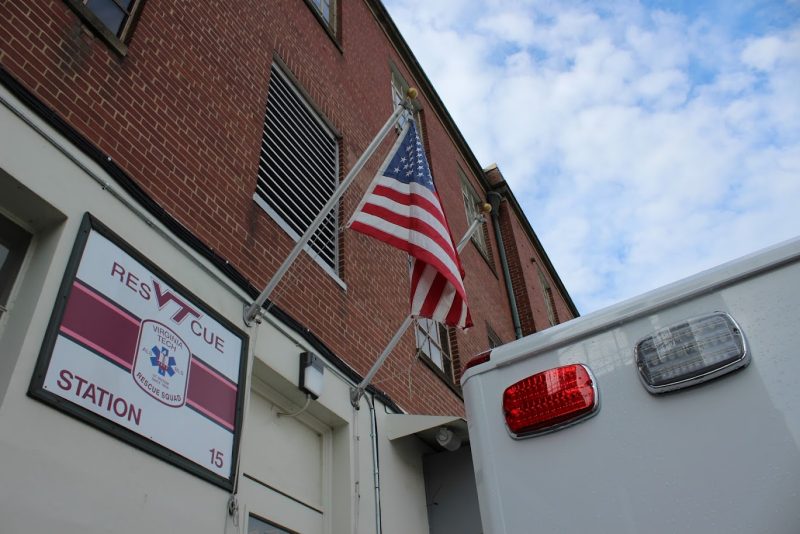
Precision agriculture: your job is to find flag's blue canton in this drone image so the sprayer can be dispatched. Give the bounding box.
[384,122,435,191]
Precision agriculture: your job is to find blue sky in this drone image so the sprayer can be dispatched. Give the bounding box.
[383,0,800,313]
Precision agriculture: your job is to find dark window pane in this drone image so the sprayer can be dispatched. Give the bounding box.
[248,515,294,534]
[0,215,32,315]
[85,0,127,35]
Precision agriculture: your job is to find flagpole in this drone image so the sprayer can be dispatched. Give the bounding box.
[456,202,492,251]
[350,205,492,408]
[244,92,417,325]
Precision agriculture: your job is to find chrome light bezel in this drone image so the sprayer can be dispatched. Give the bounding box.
[634,312,749,394]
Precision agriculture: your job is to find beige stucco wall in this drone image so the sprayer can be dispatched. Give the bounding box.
[0,84,434,534]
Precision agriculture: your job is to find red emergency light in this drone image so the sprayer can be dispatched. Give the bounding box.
[463,350,492,372]
[503,363,598,437]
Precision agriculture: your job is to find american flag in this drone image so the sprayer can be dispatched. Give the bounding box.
[349,121,472,329]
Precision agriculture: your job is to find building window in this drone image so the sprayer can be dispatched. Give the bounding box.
[487,324,503,349]
[248,514,296,534]
[536,264,560,326]
[0,214,32,321]
[391,69,411,131]
[307,0,336,32]
[415,318,454,383]
[391,67,436,177]
[253,65,340,276]
[460,175,490,258]
[63,0,145,52]
[391,67,424,134]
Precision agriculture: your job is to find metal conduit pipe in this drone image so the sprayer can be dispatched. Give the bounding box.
[487,191,523,339]
[365,394,383,534]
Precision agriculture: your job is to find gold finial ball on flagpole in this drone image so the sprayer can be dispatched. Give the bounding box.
[480,202,492,214]
[406,87,418,99]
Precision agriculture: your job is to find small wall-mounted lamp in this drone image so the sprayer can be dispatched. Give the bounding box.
[299,352,324,399]
[435,427,462,452]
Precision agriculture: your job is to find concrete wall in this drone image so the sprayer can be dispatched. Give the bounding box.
[0,84,432,534]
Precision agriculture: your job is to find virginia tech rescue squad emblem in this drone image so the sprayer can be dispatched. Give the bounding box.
[132,320,190,407]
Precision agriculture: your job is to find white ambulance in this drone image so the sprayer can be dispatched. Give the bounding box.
[462,237,800,533]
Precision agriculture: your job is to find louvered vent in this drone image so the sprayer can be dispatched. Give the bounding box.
[254,65,339,272]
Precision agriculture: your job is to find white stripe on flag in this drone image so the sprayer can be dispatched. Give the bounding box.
[351,212,462,282]
[360,194,451,244]
[432,278,457,319]
[373,177,443,210]
[411,262,438,312]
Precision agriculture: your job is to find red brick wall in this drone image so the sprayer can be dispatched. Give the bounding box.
[0,0,531,415]
[502,201,576,331]
[496,201,537,335]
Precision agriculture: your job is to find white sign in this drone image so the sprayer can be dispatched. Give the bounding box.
[32,217,247,488]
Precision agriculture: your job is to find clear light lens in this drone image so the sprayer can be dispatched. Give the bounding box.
[303,365,324,397]
[503,364,597,437]
[636,313,746,392]
[300,352,324,398]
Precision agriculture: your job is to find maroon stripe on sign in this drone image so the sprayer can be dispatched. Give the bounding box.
[61,282,139,369]
[186,359,237,430]
[61,282,239,430]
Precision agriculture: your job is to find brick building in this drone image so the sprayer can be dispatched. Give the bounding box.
[0,1,577,533]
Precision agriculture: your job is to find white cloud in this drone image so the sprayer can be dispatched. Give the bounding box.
[384,0,800,313]
[742,35,790,71]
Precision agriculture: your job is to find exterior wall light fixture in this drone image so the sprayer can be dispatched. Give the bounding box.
[435,426,462,451]
[300,352,324,399]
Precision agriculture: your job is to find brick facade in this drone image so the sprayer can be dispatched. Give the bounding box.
[0,0,576,416]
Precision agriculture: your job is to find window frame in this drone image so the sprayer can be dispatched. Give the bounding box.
[309,0,335,30]
[460,173,491,260]
[536,263,560,326]
[390,66,424,136]
[415,317,455,385]
[0,213,32,322]
[486,324,503,349]
[302,0,341,47]
[248,514,299,534]
[62,0,146,55]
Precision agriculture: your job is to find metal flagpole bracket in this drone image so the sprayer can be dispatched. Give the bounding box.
[350,315,415,409]
[456,204,491,253]
[349,203,488,408]
[350,386,365,410]
[402,87,419,111]
[243,303,263,327]
[242,92,417,327]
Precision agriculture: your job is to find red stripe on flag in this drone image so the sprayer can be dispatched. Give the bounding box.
[370,185,449,229]
[410,258,426,294]
[358,202,458,264]
[348,120,471,328]
[446,292,469,326]
[418,271,448,317]
[350,221,466,298]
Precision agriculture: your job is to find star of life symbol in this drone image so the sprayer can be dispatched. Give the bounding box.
[132,320,191,407]
[150,346,176,377]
